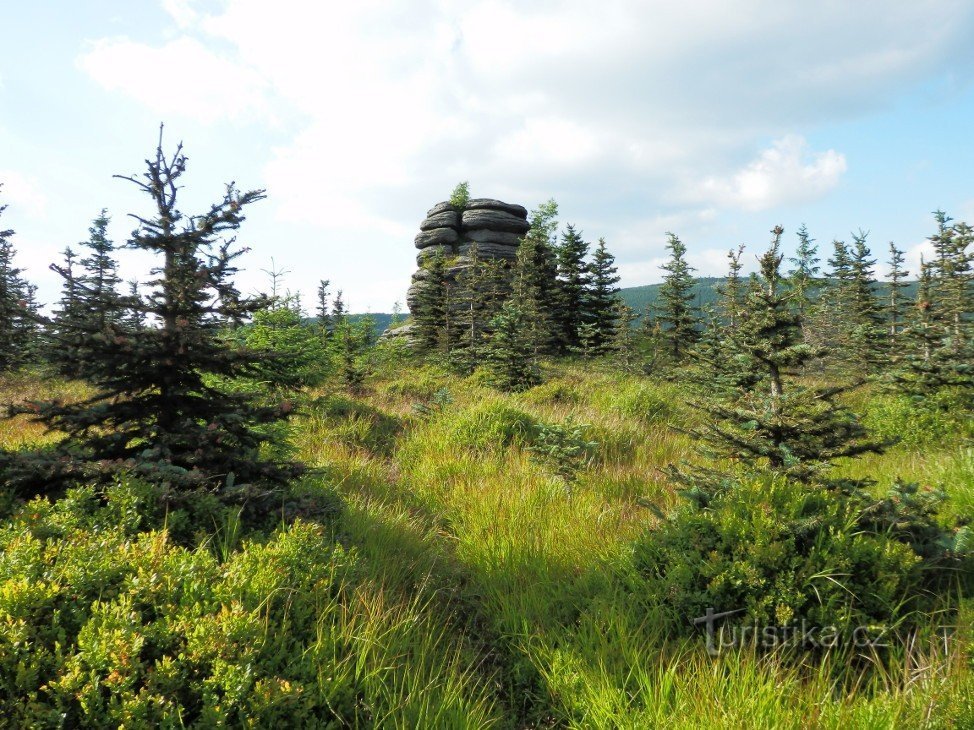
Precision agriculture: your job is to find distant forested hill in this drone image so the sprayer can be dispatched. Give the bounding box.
[357,278,918,332]
[304,313,396,334]
[619,278,918,318]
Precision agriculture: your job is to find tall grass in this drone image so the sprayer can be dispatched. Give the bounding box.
[2,362,970,727]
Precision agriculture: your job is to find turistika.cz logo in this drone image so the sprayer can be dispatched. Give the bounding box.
[692,607,905,657]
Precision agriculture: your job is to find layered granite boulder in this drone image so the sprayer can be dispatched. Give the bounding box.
[405,198,529,312]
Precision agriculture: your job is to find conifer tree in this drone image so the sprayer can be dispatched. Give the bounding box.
[48,247,86,376]
[451,244,509,374]
[316,279,331,334]
[693,246,757,395]
[48,212,124,376]
[848,230,885,366]
[610,299,639,371]
[716,244,746,329]
[412,251,449,353]
[808,238,855,358]
[5,134,303,499]
[0,192,36,372]
[587,237,621,353]
[656,232,698,362]
[483,298,541,391]
[513,200,560,354]
[332,315,374,393]
[124,281,145,331]
[554,224,592,351]
[787,224,820,318]
[331,290,346,327]
[677,226,884,493]
[78,210,122,328]
[886,242,910,347]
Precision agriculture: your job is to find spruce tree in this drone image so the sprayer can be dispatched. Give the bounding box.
[678,226,884,492]
[451,244,509,374]
[411,251,449,353]
[610,299,639,371]
[513,200,560,354]
[554,224,592,351]
[48,211,124,377]
[787,224,820,319]
[0,192,35,372]
[588,237,621,353]
[483,298,541,391]
[716,244,746,330]
[886,242,910,348]
[78,210,122,328]
[48,247,87,377]
[124,281,145,331]
[5,135,303,499]
[316,279,331,334]
[807,238,855,359]
[332,315,374,393]
[848,230,885,366]
[656,232,698,362]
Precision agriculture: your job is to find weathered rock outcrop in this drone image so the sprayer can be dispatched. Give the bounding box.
[404,198,529,313]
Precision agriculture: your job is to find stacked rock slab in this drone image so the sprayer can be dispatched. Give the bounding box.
[406,198,530,313]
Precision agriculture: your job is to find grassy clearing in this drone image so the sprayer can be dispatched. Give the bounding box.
[288,360,973,727]
[2,363,971,727]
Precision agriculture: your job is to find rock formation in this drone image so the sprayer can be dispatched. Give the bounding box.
[406,198,529,313]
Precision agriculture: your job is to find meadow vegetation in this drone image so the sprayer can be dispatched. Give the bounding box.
[0,152,971,727]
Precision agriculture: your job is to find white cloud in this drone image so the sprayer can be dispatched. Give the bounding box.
[71,0,974,307]
[161,0,200,28]
[691,135,847,212]
[77,36,270,124]
[0,170,48,217]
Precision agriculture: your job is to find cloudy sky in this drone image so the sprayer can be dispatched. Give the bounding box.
[2,0,973,312]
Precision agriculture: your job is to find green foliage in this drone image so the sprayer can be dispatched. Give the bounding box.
[411,387,453,420]
[587,238,621,353]
[239,299,330,390]
[0,191,38,373]
[4,136,303,500]
[528,418,598,483]
[448,401,536,451]
[655,232,699,362]
[683,227,885,488]
[603,382,672,424]
[449,181,470,209]
[864,391,974,447]
[635,476,967,634]
[412,251,450,353]
[0,480,364,727]
[308,395,403,456]
[483,299,542,392]
[554,224,592,351]
[331,315,375,393]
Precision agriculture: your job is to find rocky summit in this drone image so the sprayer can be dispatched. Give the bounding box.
[405,198,529,314]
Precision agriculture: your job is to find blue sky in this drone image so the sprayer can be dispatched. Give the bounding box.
[2,0,973,312]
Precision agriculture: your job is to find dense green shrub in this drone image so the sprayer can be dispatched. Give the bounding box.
[238,303,330,391]
[0,480,362,727]
[448,402,537,452]
[634,477,969,639]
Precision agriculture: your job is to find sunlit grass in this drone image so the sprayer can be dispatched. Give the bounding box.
[3,363,971,727]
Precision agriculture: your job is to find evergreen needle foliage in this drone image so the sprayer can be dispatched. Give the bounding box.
[680,226,886,491]
[3,133,303,500]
